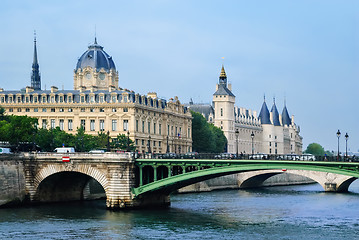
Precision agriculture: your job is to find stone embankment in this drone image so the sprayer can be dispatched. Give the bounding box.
[0,157,26,206]
[178,172,314,193]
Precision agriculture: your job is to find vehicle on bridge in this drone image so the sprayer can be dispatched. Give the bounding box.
[0,147,11,154]
[54,147,75,153]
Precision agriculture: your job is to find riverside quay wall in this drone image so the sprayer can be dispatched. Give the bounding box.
[0,156,26,206]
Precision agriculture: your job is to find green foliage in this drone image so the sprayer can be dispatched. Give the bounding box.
[191,111,227,153]
[0,115,38,147]
[111,133,136,151]
[305,143,325,156]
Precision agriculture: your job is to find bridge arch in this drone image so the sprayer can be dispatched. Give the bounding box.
[238,169,357,192]
[32,164,109,202]
[133,162,359,197]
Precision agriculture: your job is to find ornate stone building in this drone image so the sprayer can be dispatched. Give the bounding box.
[0,37,192,154]
[188,66,302,155]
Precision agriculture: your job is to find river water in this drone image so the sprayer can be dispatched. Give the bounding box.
[1,181,359,239]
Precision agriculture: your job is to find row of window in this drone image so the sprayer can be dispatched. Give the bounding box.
[42,119,128,132]
[8,107,128,113]
[41,119,190,138]
[0,93,165,108]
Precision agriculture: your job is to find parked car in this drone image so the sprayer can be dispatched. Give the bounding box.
[184,152,199,159]
[249,154,268,160]
[215,153,234,159]
[299,154,315,161]
[0,147,11,154]
[160,153,177,159]
[284,154,300,160]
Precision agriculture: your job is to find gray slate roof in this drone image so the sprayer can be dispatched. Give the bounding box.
[75,39,116,72]
[281,105,292,126]
[186,104,214,121]
[213,84,235,97]
[258,101,271,124]
[271,103,281,126]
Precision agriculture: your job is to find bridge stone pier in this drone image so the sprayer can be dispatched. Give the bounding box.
[14,152,168,209]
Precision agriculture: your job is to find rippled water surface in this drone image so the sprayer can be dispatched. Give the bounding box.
[1,182,359,239]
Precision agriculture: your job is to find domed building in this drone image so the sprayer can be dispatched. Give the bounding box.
[0,36,192,154]
[74,38,119,90]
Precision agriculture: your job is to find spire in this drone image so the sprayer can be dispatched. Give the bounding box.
[33,31,38,66]
[31,31,41,90]
[282,98,292,126]
[271,99,281,126]
[259,99,271,124]
[220,65,227,78]
[94,25,98,44]
[219,65,227,86]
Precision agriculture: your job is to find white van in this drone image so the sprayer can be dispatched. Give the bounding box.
[0,147,11,154]
[55,147,75,153]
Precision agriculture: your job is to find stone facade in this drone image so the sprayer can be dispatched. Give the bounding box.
[0,38,192,154]
[188,66,302,155]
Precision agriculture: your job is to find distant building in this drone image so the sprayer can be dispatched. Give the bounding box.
[0,36,192,154]
[188,66,302,155]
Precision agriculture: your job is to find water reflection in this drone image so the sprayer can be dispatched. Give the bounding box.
[1,181,359,239]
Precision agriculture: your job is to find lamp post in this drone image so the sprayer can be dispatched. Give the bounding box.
[106,130,110,152]
[345,132,349,160]
[235,129,239,157]
[126,130,130,152]
[147,135,152,155]
[251,131,255,155]
[166,135,169,153]
[336,129,341,160]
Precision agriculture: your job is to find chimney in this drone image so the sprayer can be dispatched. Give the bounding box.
[26,86,34,93]
[51,86,58,93]
[147,92,158,99]
[109,85,116,92]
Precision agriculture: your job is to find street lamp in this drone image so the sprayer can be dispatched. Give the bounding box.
[336,129,341,160]
[147,135,152,155]
[166,135,169,153]
[345,132,349,159]
[107,130,110,152]
[251,131,255,155]
[126,130,130,152]
[235,129,239,157]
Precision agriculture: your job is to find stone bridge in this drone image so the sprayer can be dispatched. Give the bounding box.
[1,153,359,209]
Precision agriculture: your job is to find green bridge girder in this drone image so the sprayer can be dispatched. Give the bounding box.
[132,159,359,197]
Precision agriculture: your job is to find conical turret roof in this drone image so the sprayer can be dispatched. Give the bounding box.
[259,99,271,124]
[271,100,281,126]
[282,104,291,126]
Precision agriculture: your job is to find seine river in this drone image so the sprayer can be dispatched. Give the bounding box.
[1,181,359,239]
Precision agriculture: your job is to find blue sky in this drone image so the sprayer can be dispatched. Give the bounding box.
[0,0,358,152]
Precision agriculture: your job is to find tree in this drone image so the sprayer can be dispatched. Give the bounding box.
[0,106,5,121]
[305,143,325,156]
[209,124,227,153]
[0,115,37,150]
[111,133,136,151]
[191,111,226,153]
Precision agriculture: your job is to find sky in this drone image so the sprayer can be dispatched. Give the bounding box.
[0,0,358,152]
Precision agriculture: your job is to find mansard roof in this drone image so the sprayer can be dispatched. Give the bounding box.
[186,103,214,120]
[282,105,292,126]
[271,102,281,126]
[258,101,271,124]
